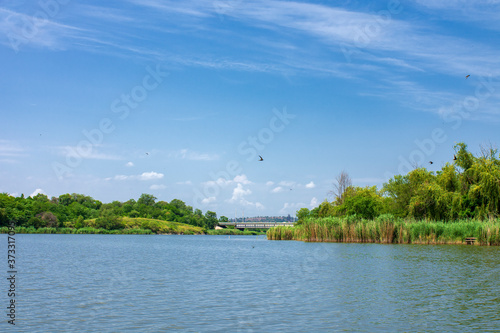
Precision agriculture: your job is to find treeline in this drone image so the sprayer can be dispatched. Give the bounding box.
[299,143,500,222]
[0,193,223,230]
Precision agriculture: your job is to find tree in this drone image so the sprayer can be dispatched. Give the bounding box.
[37,212,59,228]
[204,211,218,229]
[335,186,384,219]
[330,170,352,205]
[95,210,124,230]
[75,215,85,229]
[138,194,157,206]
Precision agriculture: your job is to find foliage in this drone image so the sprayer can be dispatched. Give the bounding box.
[268,216,500,245]
[301,142,500,222]
[0,192,218,231]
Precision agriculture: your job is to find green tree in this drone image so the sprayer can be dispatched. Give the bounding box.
[138,194,157,206]
[337,186,384,220]
[75,215,85,229]
[204,211,218,229]
[296,207,310,221]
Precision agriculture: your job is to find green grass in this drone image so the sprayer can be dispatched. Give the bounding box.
[267,216,500,245]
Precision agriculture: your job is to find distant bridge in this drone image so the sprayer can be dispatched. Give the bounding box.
[217,222,295,230]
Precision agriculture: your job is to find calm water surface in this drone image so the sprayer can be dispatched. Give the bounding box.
[1,234,499,332]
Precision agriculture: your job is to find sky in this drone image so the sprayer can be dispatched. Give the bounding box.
[1,0,500,219]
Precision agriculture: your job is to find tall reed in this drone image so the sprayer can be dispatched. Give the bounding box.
[267,216,500,245]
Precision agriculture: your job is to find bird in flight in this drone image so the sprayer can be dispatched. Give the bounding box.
[429,161,433,165]
[453,155,457,161]
[465,75,470,79]
[146,152,149,156]
[258,155,263,161]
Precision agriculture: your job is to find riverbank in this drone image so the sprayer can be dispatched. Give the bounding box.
[0,216,267,235]
[0,217,206,235]
[267,216,500,245]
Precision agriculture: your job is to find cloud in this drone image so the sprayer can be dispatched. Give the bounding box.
[271,186,283,193]
[0,8,84,52]
[233,174,251,184]
[305,181,316,189]
[138,171,164,180]
[310,197,318,208]
[202,196,216,204]
[125,161,134,167]
[266,181,274,186]
[279,180,295,187]
[203,174,251,187]
[177,180,193,185]
[114,171,164,181]
[229,183,251,202]
[149,184,166,190]
[30,188,45,197]
[227,183,264,209]
[0,140,26,159]
[174,148,219,161]
[204,177,232,187]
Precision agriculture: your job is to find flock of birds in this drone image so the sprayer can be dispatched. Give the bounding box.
[144,76,470,169]
[429,155,457,165]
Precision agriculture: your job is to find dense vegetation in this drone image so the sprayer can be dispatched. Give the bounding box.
[275,143,500,245]
[298,143,500,221]
[268,216,500,245]
[0,193,224,234]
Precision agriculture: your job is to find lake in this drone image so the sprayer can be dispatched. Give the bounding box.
[2,234,499,332]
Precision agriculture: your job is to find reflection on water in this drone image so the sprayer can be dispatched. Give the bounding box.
[3,234,499,332]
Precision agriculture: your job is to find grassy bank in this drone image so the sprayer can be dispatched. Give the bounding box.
[0,217,206,235]
[267,216,500,245]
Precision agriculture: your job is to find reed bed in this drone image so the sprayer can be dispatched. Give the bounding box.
[267,216,500,245]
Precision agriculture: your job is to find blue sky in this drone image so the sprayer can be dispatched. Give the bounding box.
[1,0,499,218]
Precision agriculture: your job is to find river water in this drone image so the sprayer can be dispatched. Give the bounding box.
[2,234,499,332]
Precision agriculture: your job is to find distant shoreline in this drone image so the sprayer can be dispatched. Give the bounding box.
[0,226,266,236]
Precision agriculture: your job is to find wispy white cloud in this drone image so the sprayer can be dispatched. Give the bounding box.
[0,8,84,52]
[139,171,164,180]
[114,171,164,181]
[173,148,219,161]
[150,184,166,190]
[203,174,251,187]
[271,186,283,193]
[310,197,318,208]
[0,140,26,158]
[279,202,303,215]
